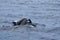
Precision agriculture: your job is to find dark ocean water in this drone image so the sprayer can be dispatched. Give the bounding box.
[0,0,60,40]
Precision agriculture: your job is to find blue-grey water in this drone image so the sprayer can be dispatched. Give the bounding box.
[0,0,60,40]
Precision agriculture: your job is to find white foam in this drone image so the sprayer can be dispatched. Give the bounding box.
[29,25,34,27]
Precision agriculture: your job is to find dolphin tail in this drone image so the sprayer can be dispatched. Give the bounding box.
[12,22,17,26]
